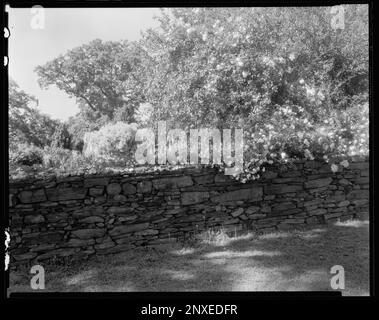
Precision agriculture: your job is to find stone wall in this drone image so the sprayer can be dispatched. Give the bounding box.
[9,157,370,265]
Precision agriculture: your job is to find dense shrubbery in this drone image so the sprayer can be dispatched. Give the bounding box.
[10,143,44,166]
[83,122,138,165]
[9,6,369,179]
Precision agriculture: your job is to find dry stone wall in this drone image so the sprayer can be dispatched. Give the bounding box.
[9,157,370,265]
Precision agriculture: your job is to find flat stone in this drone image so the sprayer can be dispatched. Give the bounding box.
[106,183,121,195]
[14,252,38,261]
[181,191,209,205]
[245,206,260,214]
[347,190,369,200]
[24,214,45,224]
[134,229,159,236]
[30,243,56,252]
[212,187,263,203]
[119,215,138,222]
[265,184,302,195]
[89,187,104,197]
[349,162,369,170]
[84,177,110,188]
[46,187,86,201]
[304,177,333,189]
[66,238,95,247]
[19,189,47,204]
[352,199,369,206]
[337,200,350,207]
[249,213,266,219]
[107,207,134,215]
[79,216,104,224]
[122,183,136,194]
[153,176,193,190]
[338,179,351,186]
[230,208,244,217]
[113,194,127,202]
[193,174,214,185]
[71,228,105,239]
[23,231,63,244]
[137,181,152,193]
[109,223,150,237]
[308,208,327,216]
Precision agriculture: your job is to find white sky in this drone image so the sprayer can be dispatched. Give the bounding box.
[8,7,160,120]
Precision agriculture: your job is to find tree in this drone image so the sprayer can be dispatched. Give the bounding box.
[9,79,58,150]
[35,39,150,124]
[140,6,368,129]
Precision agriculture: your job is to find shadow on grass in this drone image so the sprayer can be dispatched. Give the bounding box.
[10,220,369,295]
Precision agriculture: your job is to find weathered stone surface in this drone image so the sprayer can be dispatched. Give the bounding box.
[84,177,110,188]
[212,187,263,203]
[137,181,152,193]
[109,223,150,236]
[107,206,134,215]
[122,183,136,194]
[9,158,370,264]
[23,231,63,244]
[14,252,38,261]
[66,238,95,247]
[193,174,214,185]
[135,229,159,236]
[73,206,104,218]
[24,215,45,224]
[308,208,327,216]
[246,206,260,214]
[153,176,193,190]
[352,199,369,206]
[71,228,105,239]
[181,191,209,205]
[304,177,332,189]
[265,184,302,195]
[347,190,369,200]
[339,178,352,186]
[349,162,369,170]
[46,187,86,201]
[106,183,121,195]
[79,216,104,224]
[89,187,104,197]
[19,189,47,204]
[230,208,244,217]
[113,194,127,202]
[30,243,56,252]
[272,202,296,212]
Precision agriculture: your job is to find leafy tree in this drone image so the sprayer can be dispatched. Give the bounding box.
[141,6,368,129]
[9,79,58,150]
[35,39,150,123]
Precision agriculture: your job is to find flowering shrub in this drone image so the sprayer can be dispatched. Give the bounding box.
[236,102,369,181]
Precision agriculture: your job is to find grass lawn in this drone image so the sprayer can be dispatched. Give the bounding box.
[9,219,370,295]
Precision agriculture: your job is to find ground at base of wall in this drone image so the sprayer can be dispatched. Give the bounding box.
[8,218,369,296]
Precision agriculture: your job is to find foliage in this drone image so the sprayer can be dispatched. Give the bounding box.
[83,122,138,165]
[35,39,150,124]
[9,143,44,166]
[9,79,59,150]
[19,6,369,179]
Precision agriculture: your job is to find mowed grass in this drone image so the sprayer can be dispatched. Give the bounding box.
[9,219,369,295]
